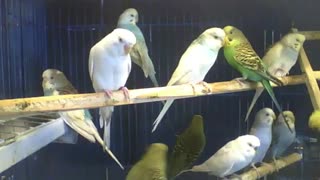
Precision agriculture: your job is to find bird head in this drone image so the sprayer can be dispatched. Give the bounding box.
[111,28,137,56]
[277,111,295,130]
[117,8,139,25]
[42,69,69,93]
[282,33,306,52]
[202,27,226,51]
[237,135,260,157]
[223,25,247,47]
[253,107,276,127]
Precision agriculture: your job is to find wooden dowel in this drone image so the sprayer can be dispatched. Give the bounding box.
[298,47,320,109]
[230,153,302,180]
[298,31,320,40]
[0,73,318,118]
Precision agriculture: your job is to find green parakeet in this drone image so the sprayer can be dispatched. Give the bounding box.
[167,115,206,179]
[223,25,292,132]
[126,143,168,180]
[244,33,305,122]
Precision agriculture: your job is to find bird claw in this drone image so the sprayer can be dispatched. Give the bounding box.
[104,90,113,98]
[198,81,211,93]
[119,86,130,100]
[272,158,280,172]
[251,163,261,178]
[233,77,247,87]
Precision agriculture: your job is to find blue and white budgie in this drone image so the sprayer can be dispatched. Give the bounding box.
[244,33,305,122]
[152,27,226,132]
[249,107,275,169]
[117,8,159,87]
[42,69,124,169]
[89,28,136,148]
[179,135,260,178]
[268,111,296,164]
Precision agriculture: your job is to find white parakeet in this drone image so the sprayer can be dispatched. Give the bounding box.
[244,33,305,122]
[89,28,136,148]
[117,8,159,87]
[42,69,124,169]
[152,27,226,132]
[249,107,276,168]
[268,111,296,162]
[179,135,260,178]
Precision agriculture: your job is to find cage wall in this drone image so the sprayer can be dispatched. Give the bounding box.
[1,0,320,179]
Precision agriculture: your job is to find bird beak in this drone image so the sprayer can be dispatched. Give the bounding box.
[124,44,133,55]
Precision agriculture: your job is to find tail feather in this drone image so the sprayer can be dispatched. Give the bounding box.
[59,112,96,143]
[262,80,293,133]
[152,99,174,132]
[87,121,124,170]
[149,73,159,87]
[99,107,113,128]
[104,121,111,148]
[244,87,264,122]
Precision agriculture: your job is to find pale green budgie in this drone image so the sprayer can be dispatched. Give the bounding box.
[117,8,159,87]
[126,143,168,180]
[179,135,260,178]
[268,111,296,163]
[223,25,292,132]
[168,115,206,179]
[244,33,305,122]
[152,27,226,132]
[42,69,124,169]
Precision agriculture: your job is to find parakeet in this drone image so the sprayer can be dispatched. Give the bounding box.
[167,115,206,179]
[249,108,275,166]
[126,143,168,180]
[152,27,226,132]
[309,110,320,132]
[268,111,296,162]
[117,8,159,87]
[180,135,260,178]
[42,69,124,169]
[244,33,305,122]
[89,28,136,148]
[223,26,292,132]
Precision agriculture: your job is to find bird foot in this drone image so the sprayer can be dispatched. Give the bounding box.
[233,77,247,87]
[104,90,113,98]
[198,81,211,94]
[261,161,273,169]
[119,86,130,100]
[272,158,280,172]
[251,163,261,178]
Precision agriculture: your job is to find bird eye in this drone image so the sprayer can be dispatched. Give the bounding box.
[296,38,300,42]
[213,35,219,39]
[266,113,270,116]
[248,142,253,147]
[230,31,233,34]
[130,14,134,17]
[50,76,54,80]
[119,37,123,42]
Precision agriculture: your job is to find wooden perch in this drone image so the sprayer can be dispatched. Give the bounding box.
[298,47,320,110]
[230,153,302,180]
[0,73,319,118]
[298,31,320,40]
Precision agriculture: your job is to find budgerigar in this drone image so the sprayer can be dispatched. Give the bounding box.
[168,115,206,179]
[117,8,159,87]
[89,28,136,148]
[249,108,275,169]
[244,33,305,122]
[152,27,226,132]
[268,111,296,163]
[126,143,168,180]
[42,69,124,169]
[179,135,260,178]
[223,26,292,132]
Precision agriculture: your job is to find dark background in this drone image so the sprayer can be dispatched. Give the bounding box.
[1,0,320,179]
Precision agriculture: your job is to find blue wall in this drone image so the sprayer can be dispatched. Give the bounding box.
[1,0,320,179]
